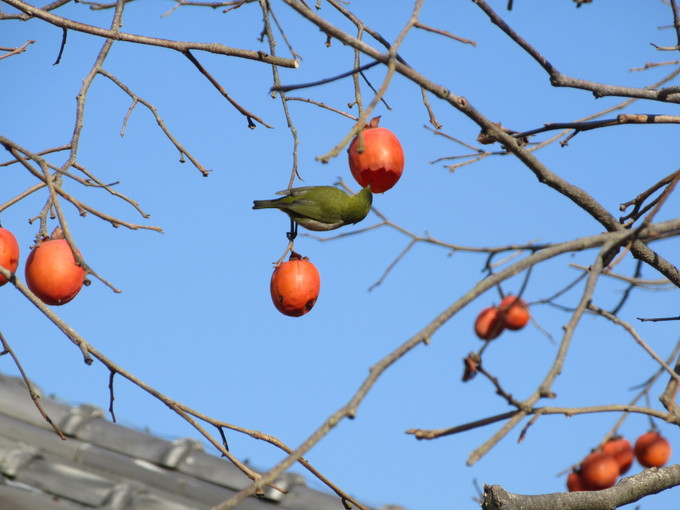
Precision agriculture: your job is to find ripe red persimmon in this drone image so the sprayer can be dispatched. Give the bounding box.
[566,471,585,492]
[348,117,405,194]
[0,227,20,287]
[634,431,671,468]
[270,253,320,317]
[602,437,634,475]
[499,295,530,331]
[25,235,85,306]
[580,452,619,490]
[474,306,504,340]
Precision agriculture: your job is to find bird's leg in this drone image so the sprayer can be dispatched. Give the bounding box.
[274,220,297,266]
[286,219,298,241]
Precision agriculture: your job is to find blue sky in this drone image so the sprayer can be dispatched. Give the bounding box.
[1,1,679,508]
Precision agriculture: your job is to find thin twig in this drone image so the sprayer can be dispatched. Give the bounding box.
[2,0,298,67]
[98,68,211,175]
[183,50,273,129]
[258,0,300,187]
[413,22,477,46]
[271,60,381,93]
[285,97,358,120]
[407,404,671,440]
[0,39,35,60]
[0,330,67,439]
[588,303,680,384]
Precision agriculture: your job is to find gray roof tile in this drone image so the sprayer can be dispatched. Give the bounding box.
[0,373,381,510]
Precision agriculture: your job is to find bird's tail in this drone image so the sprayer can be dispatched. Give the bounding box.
[252,199,274,210]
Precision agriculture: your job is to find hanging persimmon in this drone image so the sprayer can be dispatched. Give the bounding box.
[270,252,321,317]
[566,471,584,492]
[499,295,530,331]
[25,229,85,306]
[635,431,671,468]
[0,226,19,287]
[580,451,619,491]
[474,306,505,340]
[348,117,405,193]
[602,436,634,475]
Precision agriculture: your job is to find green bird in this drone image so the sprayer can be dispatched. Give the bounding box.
[253,185,373,232]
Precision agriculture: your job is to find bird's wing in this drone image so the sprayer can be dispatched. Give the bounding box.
[288,201,341,221]
[275,186,336,197]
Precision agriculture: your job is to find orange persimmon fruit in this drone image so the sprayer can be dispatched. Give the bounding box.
[602,436,634,475]
[498,295,530,331]
[566,471,585,492]
[580,451,619,490]
[634,431,671,468]
[474,306,505,341]
[270,253,320,317]
[25,232,85,306]
[0,226,20,286]
[348,117,405,194]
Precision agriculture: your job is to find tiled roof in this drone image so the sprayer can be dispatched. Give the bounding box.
[0,373,379,510]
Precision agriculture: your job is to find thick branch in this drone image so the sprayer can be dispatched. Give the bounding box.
[483,464,680,510]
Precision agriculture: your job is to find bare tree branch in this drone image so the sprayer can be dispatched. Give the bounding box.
[483,464,680,510]
[2,0,298,67]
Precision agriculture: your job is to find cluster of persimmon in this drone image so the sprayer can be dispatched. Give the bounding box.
[270,118,404,317]
[474,295,530,340]
[567,431,672,491]
[0,226,86,306]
